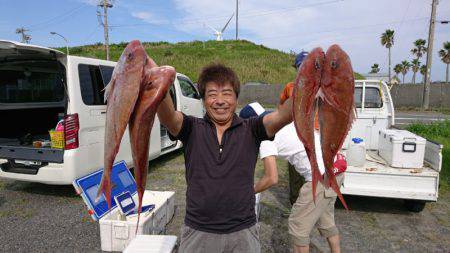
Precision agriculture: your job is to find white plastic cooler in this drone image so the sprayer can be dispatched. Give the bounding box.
[378,129,426,168]
[73,161,175,252]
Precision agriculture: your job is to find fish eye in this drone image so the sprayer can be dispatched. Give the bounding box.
[331,60,338,69]
[127,52,134,61]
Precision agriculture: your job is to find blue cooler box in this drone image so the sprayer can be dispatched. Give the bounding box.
[73,161,175,252]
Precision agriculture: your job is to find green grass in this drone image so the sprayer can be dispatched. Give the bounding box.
[407,120,450,191]
[61,40,364,84]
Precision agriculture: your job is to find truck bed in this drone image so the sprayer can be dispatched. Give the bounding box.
[341,141,442,202]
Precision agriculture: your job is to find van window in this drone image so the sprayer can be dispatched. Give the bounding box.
[354,87,383,108]
[0,62,65,103]
[99,65,114,86]
[79,64,113,105]
[178,77,200,99]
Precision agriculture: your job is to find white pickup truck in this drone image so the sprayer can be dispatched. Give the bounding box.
[0,40,204,185]
[339,80,443,212]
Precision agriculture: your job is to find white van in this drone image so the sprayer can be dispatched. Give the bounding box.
[0,40,204,185]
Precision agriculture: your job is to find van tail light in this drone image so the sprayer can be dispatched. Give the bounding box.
[64,113,79,150]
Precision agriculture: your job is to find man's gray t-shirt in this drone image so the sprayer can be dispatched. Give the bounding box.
[170,113,271,234]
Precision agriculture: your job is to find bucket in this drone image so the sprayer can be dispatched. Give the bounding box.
[347,138,366,167]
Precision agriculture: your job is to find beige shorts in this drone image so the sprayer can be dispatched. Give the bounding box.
[288,173,345,246]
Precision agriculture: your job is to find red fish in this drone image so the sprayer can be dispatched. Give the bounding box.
[292,47,325,204]
[129,55,175,230]
[319,44,355,210]
[97,40,147,208]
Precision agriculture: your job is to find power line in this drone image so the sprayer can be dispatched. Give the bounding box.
[243,16,429,41]
[172,0,343,26]
[28,4,88,31]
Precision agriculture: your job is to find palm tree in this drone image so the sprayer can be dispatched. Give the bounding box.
[410,59,421,84]
[420,65,427,84]
[394,63,402,81]
[438,41,450,83]
[381,29,394,84]
[370,63,380,73]
[401,60,411,84]
[411,39,427,85]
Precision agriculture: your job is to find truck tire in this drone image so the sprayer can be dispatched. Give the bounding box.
[403,200,426,212]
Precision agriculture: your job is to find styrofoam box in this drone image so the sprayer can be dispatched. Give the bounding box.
[123,235,177,253]
[378,129,426,168]
[99,190,175,252]
[148,191,175,224]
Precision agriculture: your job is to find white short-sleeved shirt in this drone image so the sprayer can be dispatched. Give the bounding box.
[259,122,325,182]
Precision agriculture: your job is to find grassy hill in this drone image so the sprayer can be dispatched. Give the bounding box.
[65,40,365,84]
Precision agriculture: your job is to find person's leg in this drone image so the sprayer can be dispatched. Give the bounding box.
[179,225,223,253]
[327,234,341,253]
[224,224,260,253]
[288,162,305,205]
[293,244,309,253]
[317,174,345,253]
[289,181,327,253]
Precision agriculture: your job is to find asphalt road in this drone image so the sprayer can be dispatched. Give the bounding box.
[394,111,450,126]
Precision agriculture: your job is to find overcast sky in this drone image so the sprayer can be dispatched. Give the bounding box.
[0,0,449,81]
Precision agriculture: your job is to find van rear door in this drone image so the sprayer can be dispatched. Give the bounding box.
[0,41,67,174]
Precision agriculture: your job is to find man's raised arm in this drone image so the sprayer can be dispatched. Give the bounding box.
[157,92,184,137]
[263,97,293,138]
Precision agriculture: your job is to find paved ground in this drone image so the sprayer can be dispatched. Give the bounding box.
[395,111,450,126]
[0,150,448,253]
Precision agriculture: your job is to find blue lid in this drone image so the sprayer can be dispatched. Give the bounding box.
[352,138,363,144]
[73,161,137,221]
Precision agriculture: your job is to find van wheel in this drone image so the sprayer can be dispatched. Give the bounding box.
[403,200,426,212]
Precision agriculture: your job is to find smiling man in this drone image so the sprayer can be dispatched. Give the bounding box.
[156,63,292,252]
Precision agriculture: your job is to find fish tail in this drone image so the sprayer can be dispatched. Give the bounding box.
[311,165,322,204]
[96,175,112,209]
[329,173,349,210]
[135,189,144,235]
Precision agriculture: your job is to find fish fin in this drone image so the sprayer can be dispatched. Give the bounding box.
[96,175,112,209]
[311,165,323,204]
[328,173,349,210]
[103,76,116,103]
[135,188,144,235]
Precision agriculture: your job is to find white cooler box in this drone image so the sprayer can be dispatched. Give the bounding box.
[378,129,426,168]
[73,161,175,252]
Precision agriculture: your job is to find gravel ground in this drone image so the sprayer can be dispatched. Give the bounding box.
[0,150,449,252]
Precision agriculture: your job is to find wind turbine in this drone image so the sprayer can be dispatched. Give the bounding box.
[205,13,234,41]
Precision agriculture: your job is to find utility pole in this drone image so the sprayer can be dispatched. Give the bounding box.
[98,0,113,60]
[422,0,437,110]
[15,27,31,43]
[235,0,238,40]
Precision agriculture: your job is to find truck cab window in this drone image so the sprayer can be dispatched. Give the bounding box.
[354,87,383,108]
[364,88,383,108]
[178,77,200,99]
[79,64,109,105]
